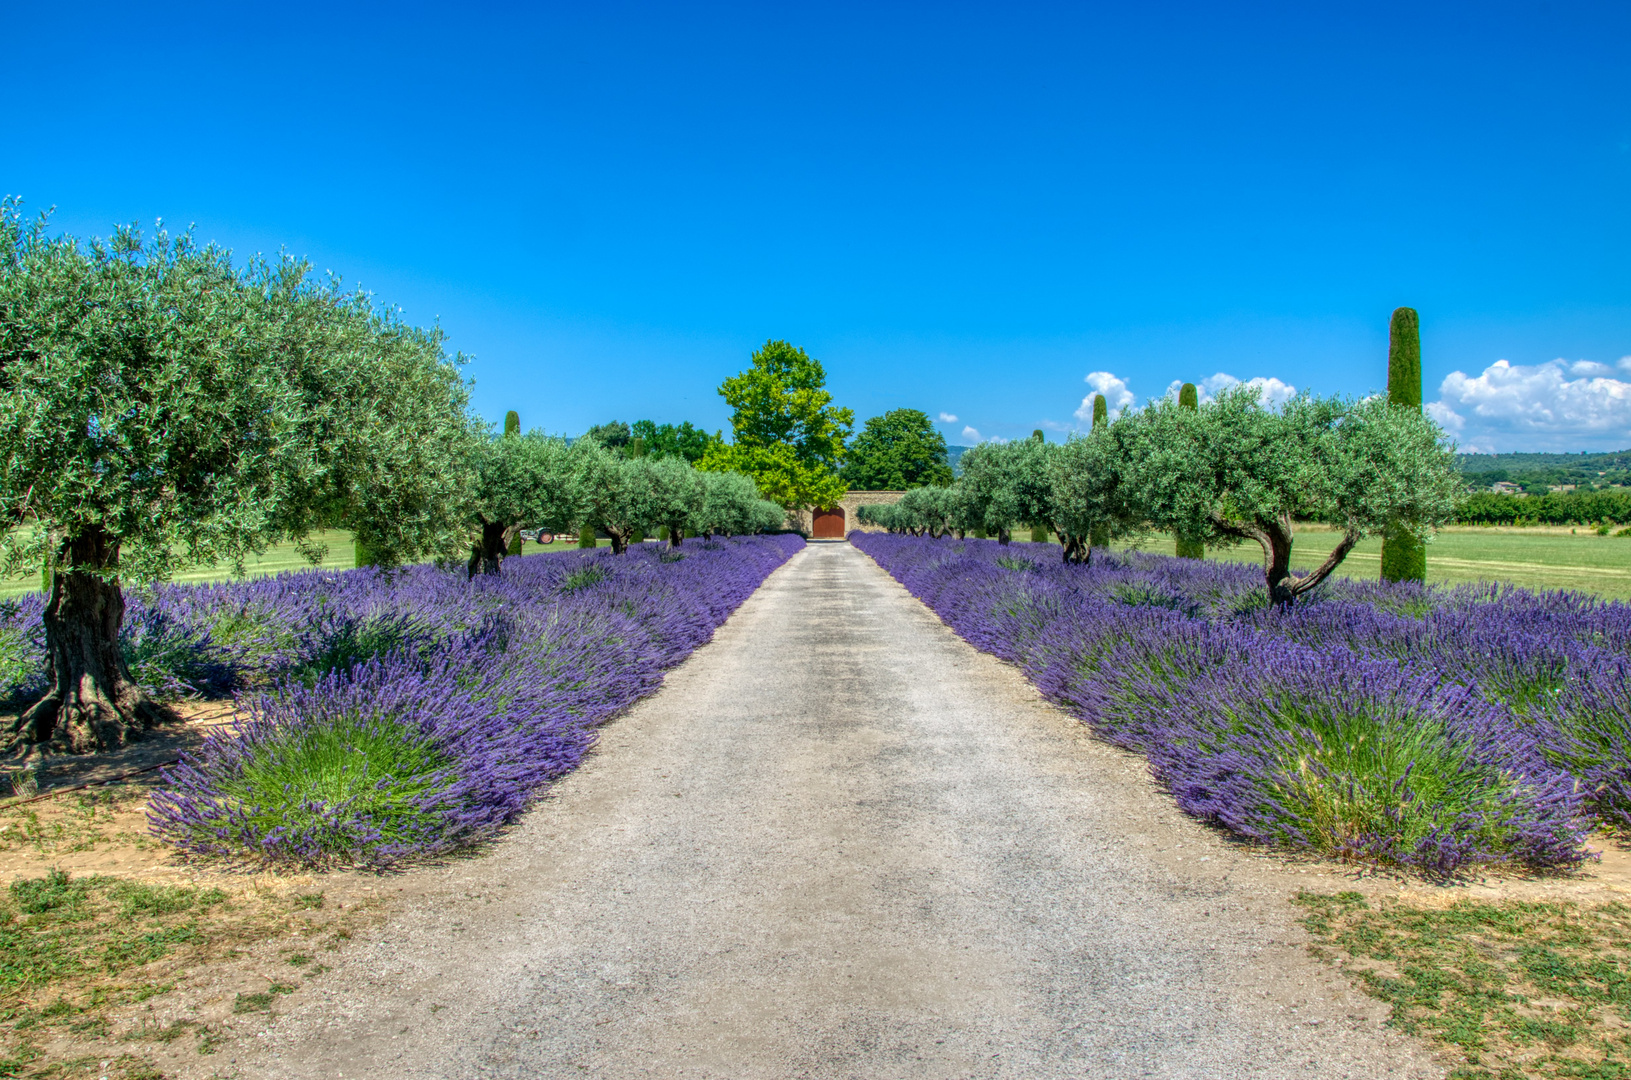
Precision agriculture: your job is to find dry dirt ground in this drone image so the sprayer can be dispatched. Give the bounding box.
[22,541,1631,1079]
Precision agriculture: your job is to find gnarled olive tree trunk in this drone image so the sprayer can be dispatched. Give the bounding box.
[1212,511,1359,607]
[467,519,516,578]
[13,527,167,753]
[1059,532,1090,565]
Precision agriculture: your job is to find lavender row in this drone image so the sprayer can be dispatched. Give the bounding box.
[125,536,801,867]
[850,532,1620,874]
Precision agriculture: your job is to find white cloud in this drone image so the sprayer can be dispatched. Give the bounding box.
[1074,371,1135,423]
[960,425,981,443]
[1159,373,1297,407]
[1430,357,1631,451]
[1425,399,1463,432]
[938,411,958,423]
[1173,372,1298,407]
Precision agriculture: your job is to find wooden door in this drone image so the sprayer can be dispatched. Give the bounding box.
[812,506,846,539]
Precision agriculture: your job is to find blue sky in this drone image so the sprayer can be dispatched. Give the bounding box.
[5,2,1629,451]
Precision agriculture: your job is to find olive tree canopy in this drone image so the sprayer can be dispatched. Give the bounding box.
[466,431,581,576]
[956,439,1057,544]
[1124,385,1460,605]
[0,207,482,751]
[645,455,706,548]
[1048,426,1142,564]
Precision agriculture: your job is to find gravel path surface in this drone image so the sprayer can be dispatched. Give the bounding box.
[238,541,1442,1079]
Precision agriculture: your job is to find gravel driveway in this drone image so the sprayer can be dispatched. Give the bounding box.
[239,541,1442,1079]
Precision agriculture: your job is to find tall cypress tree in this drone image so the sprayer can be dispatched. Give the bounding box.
[504,410,525,556]
[1174,382,1205,559]
[1089,395,1110,549]
[1380,308,1427,582]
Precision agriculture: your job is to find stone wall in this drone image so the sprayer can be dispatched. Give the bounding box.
[789,490,906,535]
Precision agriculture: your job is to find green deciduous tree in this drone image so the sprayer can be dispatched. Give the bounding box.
[700,340,853,511]
[841,409,954,491]
[1125,385,1459,606]
[0,207,482,751]
[583,420,632,452]
[630,419,720,464]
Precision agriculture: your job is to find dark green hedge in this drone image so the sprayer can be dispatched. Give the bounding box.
[1455,490,1631,525]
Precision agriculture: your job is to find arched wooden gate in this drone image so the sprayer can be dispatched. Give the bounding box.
[811,506,846,539]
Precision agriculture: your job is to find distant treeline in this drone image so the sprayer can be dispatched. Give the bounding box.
[1456,490,1631,525]
[1457,449,1631,491]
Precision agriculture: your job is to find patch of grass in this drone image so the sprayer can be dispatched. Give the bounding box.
[0,870,225,995]
[1296,891,1631,1078]
[1,529,361,598]
[560,565,607,593]
[0,869,367,1078]
[231,982,294,1014]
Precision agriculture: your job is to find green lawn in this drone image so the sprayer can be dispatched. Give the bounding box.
[0,532,614,598]
[1100,524,1631,599]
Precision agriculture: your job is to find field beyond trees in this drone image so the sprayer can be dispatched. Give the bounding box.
[1130,525,1631,600]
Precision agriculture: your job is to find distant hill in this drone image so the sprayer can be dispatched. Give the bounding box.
[1457,449,1631,491]
[946,444,969,475]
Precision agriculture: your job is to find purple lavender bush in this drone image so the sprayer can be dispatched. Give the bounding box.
[852,532,1601,875]
[115,535,800,868]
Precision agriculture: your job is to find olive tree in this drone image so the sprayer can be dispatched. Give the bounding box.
[896,485,960,537]
[467,430,581,576]
[698,470,779,536]
[956,439,1057,544]
[1048,426,1141,564]
[646,456,706,548]
[0,208,482,751]
[1125,385,1460,605]
[576,443,653,554]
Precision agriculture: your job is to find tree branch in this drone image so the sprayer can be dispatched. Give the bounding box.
[1289,528,1362,596]
[1209,510,1275,569]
